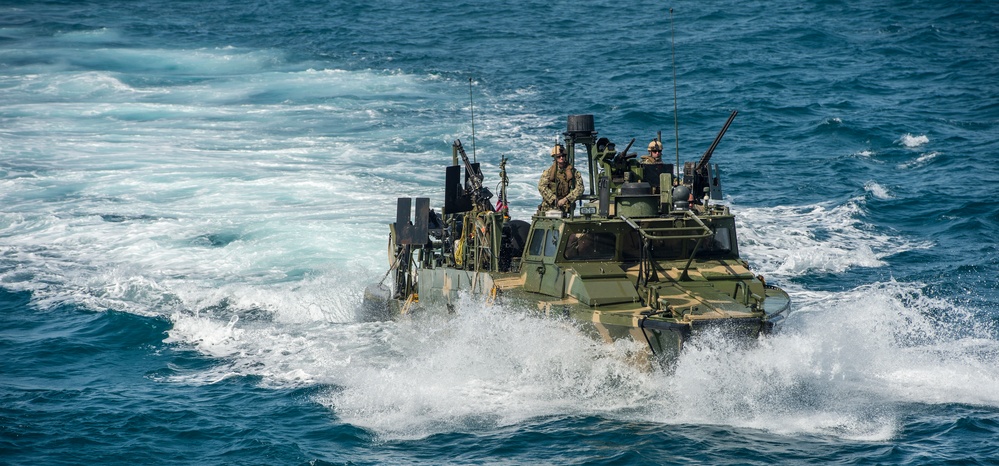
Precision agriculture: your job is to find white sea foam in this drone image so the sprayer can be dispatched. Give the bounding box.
[864,180,894,199]
[53,27,124,44]
[316,297,660,439]
[734,197,927,277]
[899,151,939,169]
[160,281,999,442]
[898,133,929,148]
[0,41,560,326]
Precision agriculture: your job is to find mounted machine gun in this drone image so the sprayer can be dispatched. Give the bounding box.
[683,109,737,202]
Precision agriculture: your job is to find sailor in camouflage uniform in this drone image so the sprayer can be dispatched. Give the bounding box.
[640,139,663,164]
[538,143,584,214]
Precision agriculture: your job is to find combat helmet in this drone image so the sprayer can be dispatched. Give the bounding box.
[648,140,663,152]
[551,144,566,157]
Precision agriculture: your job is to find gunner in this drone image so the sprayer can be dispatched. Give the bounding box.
[538,143,583,214]
[640,139,663,164]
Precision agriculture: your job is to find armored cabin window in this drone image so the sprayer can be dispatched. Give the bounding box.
[621,227,735,261]
[563,232,616,260]
[622,230,684,260]
[543,229,560,257]
[528,227,560,257]
[527,228,545,256]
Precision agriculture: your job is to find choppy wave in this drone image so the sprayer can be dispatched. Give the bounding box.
[898,133,929,148]
[864,180,894,200]
[735,197,928,278]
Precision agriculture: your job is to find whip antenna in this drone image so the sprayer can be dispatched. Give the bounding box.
[469,78,477,163]
[669,8,680,176]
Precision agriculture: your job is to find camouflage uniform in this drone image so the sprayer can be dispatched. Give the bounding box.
[538,162,584,213]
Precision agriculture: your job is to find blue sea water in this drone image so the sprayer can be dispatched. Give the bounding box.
[2,0,998,464]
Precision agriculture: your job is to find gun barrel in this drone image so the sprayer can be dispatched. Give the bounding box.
[615,137,636,163]
[696,110,738,171]
[453,139,483,190]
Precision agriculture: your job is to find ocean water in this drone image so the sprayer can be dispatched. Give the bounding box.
[2,0,998,464]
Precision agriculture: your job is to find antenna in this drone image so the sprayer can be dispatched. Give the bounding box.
[669,8,680,177]
[468,78,477,163]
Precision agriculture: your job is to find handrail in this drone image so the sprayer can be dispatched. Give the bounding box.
[619,211,713,241]
[620,211,715,282]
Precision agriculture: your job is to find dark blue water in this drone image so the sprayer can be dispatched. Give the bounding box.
[3,0,998,464]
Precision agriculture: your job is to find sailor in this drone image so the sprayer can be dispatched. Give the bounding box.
[538,143,583,214]
[640,140,663,164]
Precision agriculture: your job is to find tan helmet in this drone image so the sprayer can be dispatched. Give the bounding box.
[648,140,663,152]
[550,144,566,157]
